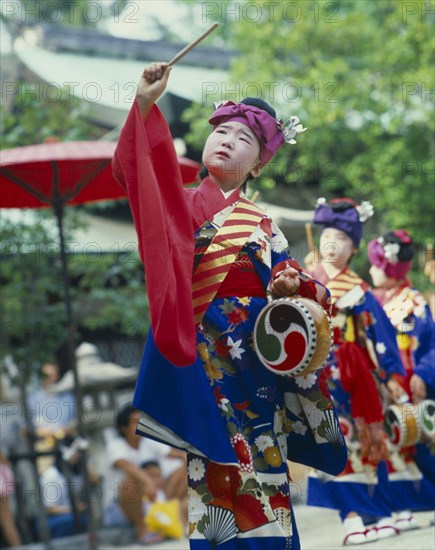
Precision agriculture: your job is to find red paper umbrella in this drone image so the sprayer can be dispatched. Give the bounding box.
[0,140,199,208]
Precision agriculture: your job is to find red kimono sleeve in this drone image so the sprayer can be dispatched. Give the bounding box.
[112,101,196,366]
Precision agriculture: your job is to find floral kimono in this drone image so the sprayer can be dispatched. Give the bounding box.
[113,101,347,549]
[373,281,435,504]
[306,265,407,519]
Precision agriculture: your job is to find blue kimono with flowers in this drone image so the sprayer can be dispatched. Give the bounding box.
[373,282,435,502]
[306,266,407,520]
[114,102,347,549]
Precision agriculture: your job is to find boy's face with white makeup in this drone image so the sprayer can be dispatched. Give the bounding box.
[202,121,261,192]
[319,227,356,269]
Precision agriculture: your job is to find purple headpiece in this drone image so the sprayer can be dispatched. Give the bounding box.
[368,229,414,279]
[312,197,374,248]
[209,100,306,167]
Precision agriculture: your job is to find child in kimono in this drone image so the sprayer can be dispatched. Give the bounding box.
[368,230,435,527]
[112,62,347,549]
[304,198,408,545]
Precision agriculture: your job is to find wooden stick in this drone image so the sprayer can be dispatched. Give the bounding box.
[250,190,260,203]
[167,23,219,67]
[427,243,433,263]
[305,222,314,249]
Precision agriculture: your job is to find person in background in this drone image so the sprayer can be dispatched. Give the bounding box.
[0,451,21,547]
[38,436,99,539]
[24,362,77,473]
[141,460,186,540]
[368,229,435,526]
[141,460,166,505]
[304,198,407,545]
[102,405,187,545]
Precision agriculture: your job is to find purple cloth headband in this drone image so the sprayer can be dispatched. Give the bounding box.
[368,230,413,279]
[312,198,373,248]
[209,101,285,167]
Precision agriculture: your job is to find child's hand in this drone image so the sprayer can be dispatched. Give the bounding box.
[136,62,172,118]
[409,373,427,403]
[387,378,408,403]
[270,266,300,298]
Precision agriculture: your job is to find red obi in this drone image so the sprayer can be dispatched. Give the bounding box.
[216,256,266,298]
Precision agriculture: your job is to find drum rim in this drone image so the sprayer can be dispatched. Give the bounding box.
[385,403,423,448]
[253,297,318,376]
[420,399,435,439]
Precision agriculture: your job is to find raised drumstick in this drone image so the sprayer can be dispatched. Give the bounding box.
[305,223,314,249]
[250,190,260,203]
[167,23,219,67]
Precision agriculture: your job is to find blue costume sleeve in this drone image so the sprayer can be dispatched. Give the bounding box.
[355,291,406,379]
[413,304,435,394]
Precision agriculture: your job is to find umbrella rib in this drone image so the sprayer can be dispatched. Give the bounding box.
[62,160,111,203]
[1,168,51,204]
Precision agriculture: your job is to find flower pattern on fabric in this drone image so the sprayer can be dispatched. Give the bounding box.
[295,373,317,389]
[292,421,308,435]
[188,458,206,482]
[255,434,274,452]
[376,342,387,354]
[227,337,246,360]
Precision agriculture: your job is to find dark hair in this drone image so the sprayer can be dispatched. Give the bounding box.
[240,97,276,118]
[329,200,356,213]
[116,404,140,438]
[383,231,415,262]
[201,97,277,194]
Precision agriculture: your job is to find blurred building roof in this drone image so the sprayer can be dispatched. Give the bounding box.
[14,42,229,127]
[37,21,232,69]
[6,20,230,128]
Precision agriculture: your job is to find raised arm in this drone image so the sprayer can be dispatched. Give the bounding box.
[136,62,172,121]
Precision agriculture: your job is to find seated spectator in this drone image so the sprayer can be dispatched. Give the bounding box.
[27,362,77,439]
[24,362,77,473]
[141,460,185,540]
[38,436,99,539]
[0,451,21,547]
[141,460,166,505]
[103,405,187,545]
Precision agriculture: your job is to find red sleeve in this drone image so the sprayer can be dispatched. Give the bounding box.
[112,101,196,366]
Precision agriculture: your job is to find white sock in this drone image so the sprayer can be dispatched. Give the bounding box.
[344,516,365,534]
[376,516,395,528]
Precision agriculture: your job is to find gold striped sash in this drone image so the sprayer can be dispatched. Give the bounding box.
[192,198,264,324]
[328,269,364,304]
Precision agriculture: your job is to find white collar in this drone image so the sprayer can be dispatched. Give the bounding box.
[220,188,237,198]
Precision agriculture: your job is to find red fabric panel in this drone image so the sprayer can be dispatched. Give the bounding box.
[216,266,266,299]
[112,102,196,366]
[337,341,384,424]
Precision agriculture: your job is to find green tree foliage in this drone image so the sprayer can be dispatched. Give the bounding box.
[0,211,149,382]
[182,0,434,249]
[1,81,104,148]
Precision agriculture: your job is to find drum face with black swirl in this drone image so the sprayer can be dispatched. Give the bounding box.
[253,297,332,377]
